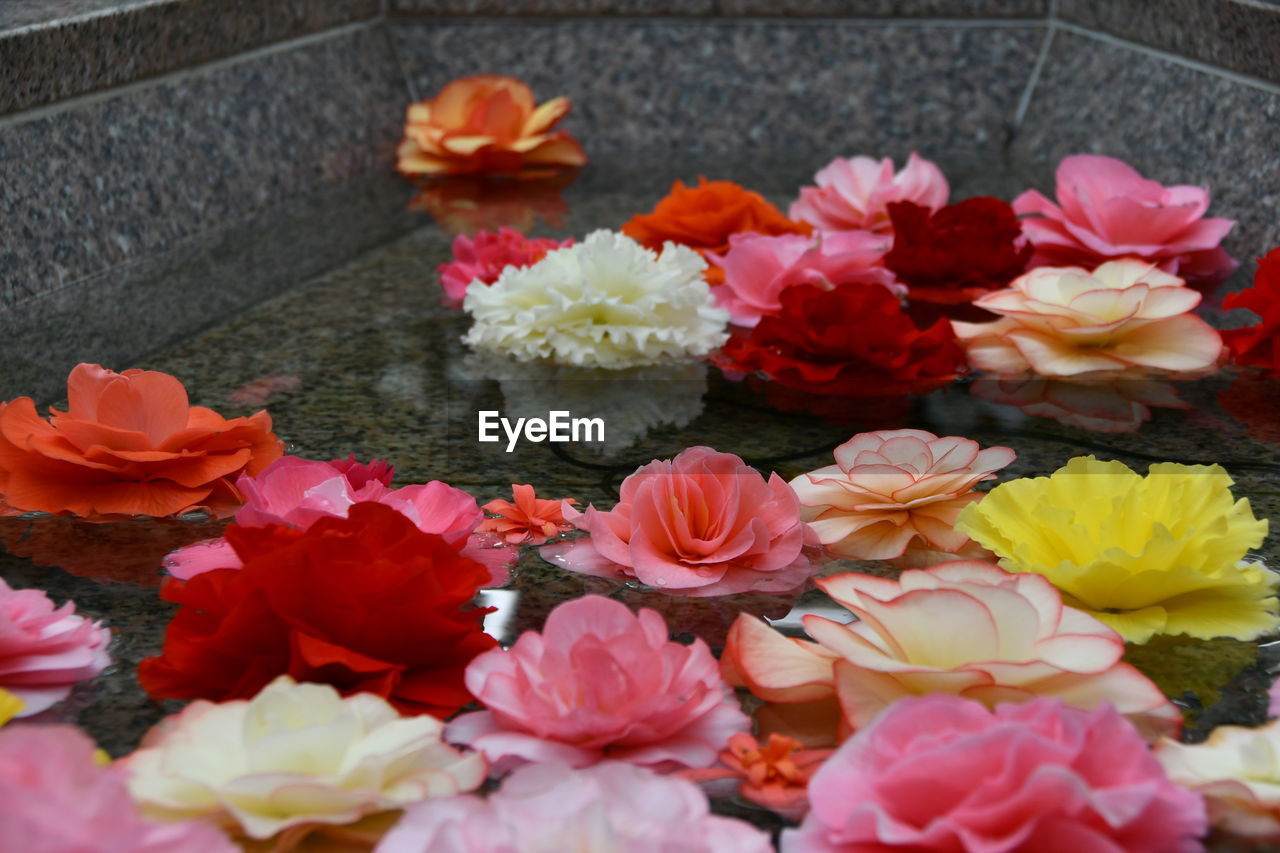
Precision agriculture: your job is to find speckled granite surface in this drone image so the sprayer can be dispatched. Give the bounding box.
[388,0,1046,15]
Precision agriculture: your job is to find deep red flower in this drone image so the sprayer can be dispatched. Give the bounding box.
[138,502,496,718]
[715,282,966,397]
[1223,247,1280,374]
[883,198,1032,305]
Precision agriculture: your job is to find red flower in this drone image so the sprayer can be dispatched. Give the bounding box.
[138,502,496,718]
[1223,248,1280,374]
[715,282,966,397]
[884,198,1032,305]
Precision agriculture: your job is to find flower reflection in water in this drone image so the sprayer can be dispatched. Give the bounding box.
[407,168,580,236]
[970,370,1191,433]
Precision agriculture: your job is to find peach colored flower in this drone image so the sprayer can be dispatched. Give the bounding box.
[953,259,1224,377]
[0,363,282,520]
[782,695,1206,853]
[788,429,1014,562]
[478,484,577,546]
[437,228,573,309]
[721,561,1181,742]
[1014,153,1236,287]
[396,75,586,177]
[446,595,749,773]
[407,170,577,236]
[708,231,902,327]
[544,446,817,596]
[684,733,833,821]
[790,152,949,234]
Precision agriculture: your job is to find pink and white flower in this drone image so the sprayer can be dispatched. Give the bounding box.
[1157,718,1280,840]
[790,152,949,234]
[0,578,109,715]
[437,227,572,308]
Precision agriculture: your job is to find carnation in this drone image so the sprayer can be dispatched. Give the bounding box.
[437,227,572,309]
[0,578,110,715]
[462,229,729,368]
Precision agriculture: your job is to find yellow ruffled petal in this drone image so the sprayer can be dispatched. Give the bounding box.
[0,689,23,726]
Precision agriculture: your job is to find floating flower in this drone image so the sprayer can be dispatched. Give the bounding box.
[790,152,949,234]
[789,429,1014,562]
[1223,247,1280,374]
[0,363,282,520]
[955,455,1276,643]
[722,561,1180,740]
[0,724,234,852]
[139,502,498,718]
[1013,153,1237,287]
[953,259,1224,377]
[883,197,1031,305]
[396,75,586,177]
[544,446,816,596]
[0,578,110,716]
[478,484,577,545]
[708,231,900,327]
[684,733,833,821]
[123,676,485,845]
[462,229,729,368]
[781,695,1206,852]
[446,595,749,772]
[716,282,966,397]
[377,760,773,853]
[971,371,1189,433]
[437,227,573,309]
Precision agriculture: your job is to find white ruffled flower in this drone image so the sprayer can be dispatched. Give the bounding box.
[462,230,729,368]
[121,677,486,843]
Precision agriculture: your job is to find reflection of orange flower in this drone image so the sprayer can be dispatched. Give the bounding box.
[408,169,579,236]
[0,364,282,520]
[396,75,586,177]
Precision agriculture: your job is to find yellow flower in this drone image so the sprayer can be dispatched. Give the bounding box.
[955,456,1274,643]
[0,689,22,726]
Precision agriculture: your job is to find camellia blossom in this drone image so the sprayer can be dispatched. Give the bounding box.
[0,578,110,716]
[376,760,773,853]
[1223,246,1280,374]
[953,259,1224,377]
[446,595,749,772]
[0,363,282,520]
[478,484,577,545]
[789,429,1015,561]
[437,227,573,309]
[396,75,586,177]
[1013,153,1237,287]
[790,152,949,234]
[721,561,1180,741]
[462,229,729,368]
[123,676,486,845]
[707,230,901,327]
[0,724,235,852]
[683,733,833,821]
[139,503,499,718]
[544,446,816,596]
[781,695,1207,853]
[956,455,1276,643]
[1157,718,1280,840]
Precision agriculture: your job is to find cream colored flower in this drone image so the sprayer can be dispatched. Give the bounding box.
[1157,719,1280,839]
[121,676,485,843]
[462,230,729,368]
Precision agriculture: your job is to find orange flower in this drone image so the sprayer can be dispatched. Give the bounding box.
[479,484,577,545]
[686,733,832,820]
[0,364,282,521]
[396,75,587,177]
[621,178,811,285]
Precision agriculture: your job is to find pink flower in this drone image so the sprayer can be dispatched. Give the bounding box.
[790,152,949,234]
[0,578,110,716]
[1271,679,1280,718]
[721,561,1181,741]
[543,446,817,596]
[0,724,235,852]
[478,484,578,545]
[970,372,1189,433]
[953,259,1224,377]
[377,760,773,853]
[437,227,572,308]
[683,732,834,821]
[165,455,513,585]
[446,595,749,772]
[1013,154,1237,287]
[789,429,1014,561]
[781,695,1206,852]
[708,231,902,327]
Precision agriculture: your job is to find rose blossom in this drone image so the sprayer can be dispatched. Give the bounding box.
[446,595,749,772]
[0,578,110,716]
[781,695,1206,852]
[953,259,1224,377]
[789,429,1015,562]
[1223,246,1280,374]
[377,761,773,853]
[437,228,573,309]
[1013,153,1236,287]
[721,561,1181,740]
[123,676,485,845]
[543,446,816,596]
[790,152,949,234]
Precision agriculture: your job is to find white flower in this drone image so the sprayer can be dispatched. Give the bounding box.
[121,677,486,842]
[462,230,729,368]
[1157,719,1280,838]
